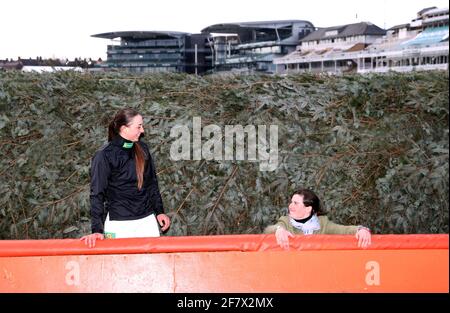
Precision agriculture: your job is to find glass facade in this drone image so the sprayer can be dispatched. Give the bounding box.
[93,32,212,74]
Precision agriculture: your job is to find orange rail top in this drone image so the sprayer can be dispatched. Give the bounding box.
[0,234,448,292]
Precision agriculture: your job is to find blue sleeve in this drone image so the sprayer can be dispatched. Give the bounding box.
[89,150,111,233]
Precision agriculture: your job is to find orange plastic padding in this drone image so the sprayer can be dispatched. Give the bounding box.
[0,234,448,257]
[0,249,448,292]
[0,234,448,292]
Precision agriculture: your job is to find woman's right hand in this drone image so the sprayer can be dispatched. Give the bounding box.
[80,233,104,248]
[275,226,294,250]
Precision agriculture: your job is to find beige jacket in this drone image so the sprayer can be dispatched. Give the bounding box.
[264,215,359,235]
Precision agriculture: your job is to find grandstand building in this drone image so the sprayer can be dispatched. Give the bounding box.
[91,7,447,75]
[201,20,315,73]
[274,7,449,74]
[91,31,212,74]
[274,22,386,73]
[357,7,448,73]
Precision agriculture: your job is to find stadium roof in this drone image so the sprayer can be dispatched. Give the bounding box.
[401,26,449,47]
[201,20,314,33]
[91,31,189,40]
[301,22,386,41]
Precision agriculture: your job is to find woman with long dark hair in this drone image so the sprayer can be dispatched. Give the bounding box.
[81,108,170,247]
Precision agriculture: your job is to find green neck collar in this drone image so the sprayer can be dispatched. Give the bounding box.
[122,142,134,149]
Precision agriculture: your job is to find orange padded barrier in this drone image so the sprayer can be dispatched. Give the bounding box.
[0,234,448,292]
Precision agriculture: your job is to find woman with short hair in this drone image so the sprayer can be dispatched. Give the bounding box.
[265,188,371,249]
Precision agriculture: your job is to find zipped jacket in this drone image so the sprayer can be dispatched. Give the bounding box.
[90,135,164,233]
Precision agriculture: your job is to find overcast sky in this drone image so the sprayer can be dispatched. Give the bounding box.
[0,0,448,60]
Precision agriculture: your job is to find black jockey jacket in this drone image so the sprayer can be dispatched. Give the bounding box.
[89,135,164,234]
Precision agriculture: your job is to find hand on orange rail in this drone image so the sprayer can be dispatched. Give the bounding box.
[355,227,371,248]
[275,226,294,250]
[80,233,104,248]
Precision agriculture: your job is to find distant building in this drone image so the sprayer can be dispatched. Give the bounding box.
[0,60,23,70]
[91,31,212,74]
[356,6,449,73]
[0,57,86,72]
[91,7,448,75]
[275,7,449,74]
[274,22,386,74]
[201,20,315,73]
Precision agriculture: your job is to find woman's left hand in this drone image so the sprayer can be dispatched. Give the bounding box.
[355,228,371,248]
[157,214,171,232]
